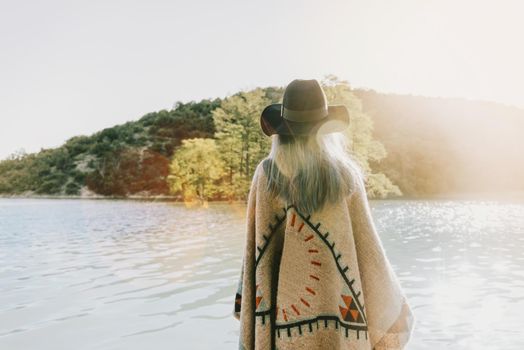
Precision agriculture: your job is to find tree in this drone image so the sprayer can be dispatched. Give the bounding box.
[212,88,272,198]
[321,74,401,197]
[168,138,225,201]
[5,148,27,161]
[86,147,170,196]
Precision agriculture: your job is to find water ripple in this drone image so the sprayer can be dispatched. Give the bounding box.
[0,198,523,349]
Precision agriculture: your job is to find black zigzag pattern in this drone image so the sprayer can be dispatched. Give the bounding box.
[253,204,368,340]
[255,207,288,268]
[289,204,367,325]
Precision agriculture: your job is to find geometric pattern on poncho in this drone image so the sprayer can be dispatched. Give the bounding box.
[239,204,369,341]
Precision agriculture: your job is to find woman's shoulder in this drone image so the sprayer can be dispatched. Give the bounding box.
[257,157,275,181]
[350,169,366,193]
[249,158,271,190]
[259,157,272,171]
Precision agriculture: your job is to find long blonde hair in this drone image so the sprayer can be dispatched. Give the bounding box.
[262,131,365,214]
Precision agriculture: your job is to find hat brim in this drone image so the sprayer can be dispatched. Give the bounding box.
[260,104,350,137]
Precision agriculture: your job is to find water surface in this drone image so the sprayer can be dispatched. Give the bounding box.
[0,198,523,349]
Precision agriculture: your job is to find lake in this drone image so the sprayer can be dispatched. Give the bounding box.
[0,198,523,349]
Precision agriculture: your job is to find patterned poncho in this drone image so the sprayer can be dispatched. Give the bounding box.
[233,158,415,350]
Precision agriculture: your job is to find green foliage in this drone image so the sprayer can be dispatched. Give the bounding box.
[65,182,81,195]
[212,88,273,198]
[144,99,220,156]
[366,173,402,198]
[0,153,36,193]
[64,136,91,157]
[321,75,401,196]
[0,147,79,194]
[168,138,225,200]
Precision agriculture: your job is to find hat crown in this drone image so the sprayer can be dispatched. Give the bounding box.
[259,78,350,137]
[282,79,328,122]
[283,79,327,111]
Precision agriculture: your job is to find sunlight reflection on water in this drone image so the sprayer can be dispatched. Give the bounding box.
[0,198,523,349]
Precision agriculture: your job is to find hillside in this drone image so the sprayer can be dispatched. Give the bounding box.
[355,89,524,197]
[0,99,220,196]
[1,82,523,200]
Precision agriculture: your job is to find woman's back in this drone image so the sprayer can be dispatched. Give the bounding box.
[233,79,415,349]
[234,159,414,350]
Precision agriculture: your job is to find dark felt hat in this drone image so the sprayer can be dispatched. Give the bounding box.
[260,79,350,136]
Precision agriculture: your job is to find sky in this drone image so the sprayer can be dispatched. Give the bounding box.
[1,0,523,159]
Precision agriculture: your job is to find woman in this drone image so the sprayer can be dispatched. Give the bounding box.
[233,79,415,350]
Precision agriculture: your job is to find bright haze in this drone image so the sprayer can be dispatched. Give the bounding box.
[1,0,522,159]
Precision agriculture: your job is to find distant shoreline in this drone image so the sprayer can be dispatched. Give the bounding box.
[0,193,245,203]
[2,191,523,202]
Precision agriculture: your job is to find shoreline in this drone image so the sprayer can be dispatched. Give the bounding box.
[2,191,523,202]
[0,193,248,204]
